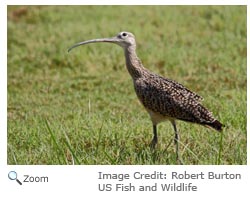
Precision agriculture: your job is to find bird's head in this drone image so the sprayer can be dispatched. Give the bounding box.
[114,31,136,48]
[68,31,136,52]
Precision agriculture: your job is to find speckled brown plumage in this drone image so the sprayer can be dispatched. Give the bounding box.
[121,32,223,131]
[68,31,224,163]
[134,72,221,129]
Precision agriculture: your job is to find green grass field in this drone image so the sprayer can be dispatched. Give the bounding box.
[7,5,246,165]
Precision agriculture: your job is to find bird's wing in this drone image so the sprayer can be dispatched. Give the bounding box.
[158,75,203,102]
[135,75,215,124]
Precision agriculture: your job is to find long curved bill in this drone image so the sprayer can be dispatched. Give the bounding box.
[68,37,120,52]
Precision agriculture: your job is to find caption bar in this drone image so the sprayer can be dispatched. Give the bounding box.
[97,170,241,192]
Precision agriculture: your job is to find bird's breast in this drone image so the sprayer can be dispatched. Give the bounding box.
[133,78,172,116]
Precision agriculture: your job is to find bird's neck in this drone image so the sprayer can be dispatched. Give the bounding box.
[124,46,145,79]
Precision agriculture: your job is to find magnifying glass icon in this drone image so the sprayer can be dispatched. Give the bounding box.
[8,171,22,185]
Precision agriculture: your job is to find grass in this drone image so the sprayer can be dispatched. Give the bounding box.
[7,5,246,165]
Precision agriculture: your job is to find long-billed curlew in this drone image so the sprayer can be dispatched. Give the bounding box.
[68,31,223,163]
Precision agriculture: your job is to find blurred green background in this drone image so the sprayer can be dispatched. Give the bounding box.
[7,5,246,164]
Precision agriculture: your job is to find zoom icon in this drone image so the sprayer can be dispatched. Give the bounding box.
[8,171,22,185]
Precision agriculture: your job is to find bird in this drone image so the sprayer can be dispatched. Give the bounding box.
[68,31,224,163]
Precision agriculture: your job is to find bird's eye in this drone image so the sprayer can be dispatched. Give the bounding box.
[122,32,128,37]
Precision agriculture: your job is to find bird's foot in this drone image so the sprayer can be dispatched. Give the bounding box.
[150,138,157,149]
[177,158,184,165]
[176,153,184,165]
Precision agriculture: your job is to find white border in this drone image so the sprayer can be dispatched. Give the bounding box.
[1,1,249,196]
[3,0,250,5]
[0,3,7,167]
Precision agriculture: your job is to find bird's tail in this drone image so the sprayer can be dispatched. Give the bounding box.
[206,120,224,132]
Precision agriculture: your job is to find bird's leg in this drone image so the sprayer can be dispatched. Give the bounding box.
[150,124,158,149]
[171,120,183,164]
